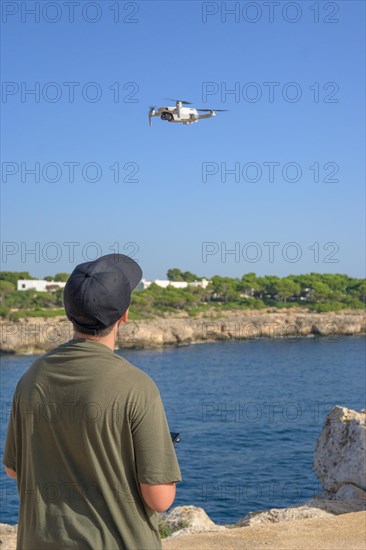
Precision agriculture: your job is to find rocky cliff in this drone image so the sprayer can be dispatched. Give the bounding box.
[1,310,365,354]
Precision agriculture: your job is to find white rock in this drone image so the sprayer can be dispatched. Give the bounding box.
[313,406,366,491]
[237,407,366,527]
[161,505,227,537]
[0,523,17,549]
[237,505,332,526]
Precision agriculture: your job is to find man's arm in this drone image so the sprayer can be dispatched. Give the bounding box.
[4,466,17,479]
[139,482,176,513]
[3,393,18,480]
[132,391,182,512]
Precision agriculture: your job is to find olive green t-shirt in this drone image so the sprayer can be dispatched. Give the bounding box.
[2,338,182,550]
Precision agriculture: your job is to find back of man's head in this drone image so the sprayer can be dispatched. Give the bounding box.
[63,253,142,336]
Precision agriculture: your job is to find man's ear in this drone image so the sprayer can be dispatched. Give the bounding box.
[118,309,129,325]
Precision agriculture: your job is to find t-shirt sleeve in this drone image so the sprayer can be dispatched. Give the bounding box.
[132,393,182,484]
[2,397,17,471]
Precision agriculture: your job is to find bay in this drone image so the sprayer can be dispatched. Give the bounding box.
[1,336,365,525]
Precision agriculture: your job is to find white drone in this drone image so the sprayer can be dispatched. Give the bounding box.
[148,99,227,126]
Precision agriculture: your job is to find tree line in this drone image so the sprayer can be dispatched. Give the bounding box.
[1,269,363,319]
[136,269,365,315]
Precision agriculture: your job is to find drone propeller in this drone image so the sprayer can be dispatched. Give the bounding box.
[197,108,229,112]
[148,106,156,127]
[164,98,192,105]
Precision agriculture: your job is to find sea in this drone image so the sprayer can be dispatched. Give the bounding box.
[1,336,365,525]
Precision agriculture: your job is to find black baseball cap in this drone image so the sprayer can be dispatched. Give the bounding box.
[63,253,142,335]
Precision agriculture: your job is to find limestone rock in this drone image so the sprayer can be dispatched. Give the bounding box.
[236,485,366,527]
[0,523,17,549]
[313,406,366,492]
[237,504,332,526]
[161,506,226,537]
[308,484,366,514]
[237,407,366,527]
[1,311,365,353]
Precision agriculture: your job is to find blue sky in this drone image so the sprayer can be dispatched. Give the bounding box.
[1,0,365,280]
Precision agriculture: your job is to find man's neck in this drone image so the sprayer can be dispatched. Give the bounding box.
[73,331,116,351]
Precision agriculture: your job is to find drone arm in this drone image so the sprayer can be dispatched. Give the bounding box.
[148,108,159,126]
[196,112,215,120]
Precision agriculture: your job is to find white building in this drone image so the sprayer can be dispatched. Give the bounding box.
[137,278,210,290]
[17,280,66,292]
[189,279,210,289]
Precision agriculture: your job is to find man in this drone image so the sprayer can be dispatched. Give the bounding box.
[3,254,182,549]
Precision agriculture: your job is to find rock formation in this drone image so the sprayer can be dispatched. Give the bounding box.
[160,505,227,537]
[237,407,366,526]
[159,408,365,535]
[1,310,365,354]
[313,406,366,492]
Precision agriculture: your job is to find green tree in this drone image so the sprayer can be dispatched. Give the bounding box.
[310,281,332,302]
[166,268,200,282]
[36,292,56,308]
[167,268,184,281]
[0,272,34,286]
[348,279,366,302]
[181,271,200,282]
[0,280,15,296]
[210,276,240,303]
[239,273,260,294]
[0,281,16,309]
[272,279,301,302]
[54,288,65,308]
[54,273,69,282]
[262,275,281,299]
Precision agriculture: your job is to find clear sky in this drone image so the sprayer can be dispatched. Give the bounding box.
[1,0,365,280]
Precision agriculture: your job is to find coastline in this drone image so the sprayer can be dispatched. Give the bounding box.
[1,407,365,549]
[0,309,365,354]
[162,512,366,550]
[2,513,365,550]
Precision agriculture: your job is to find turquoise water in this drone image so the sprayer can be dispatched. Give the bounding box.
[1,336,365,525]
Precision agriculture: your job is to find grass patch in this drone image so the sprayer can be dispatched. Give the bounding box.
[127,309,153,321]
[8,309,66,320]
[158,516,190,539]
